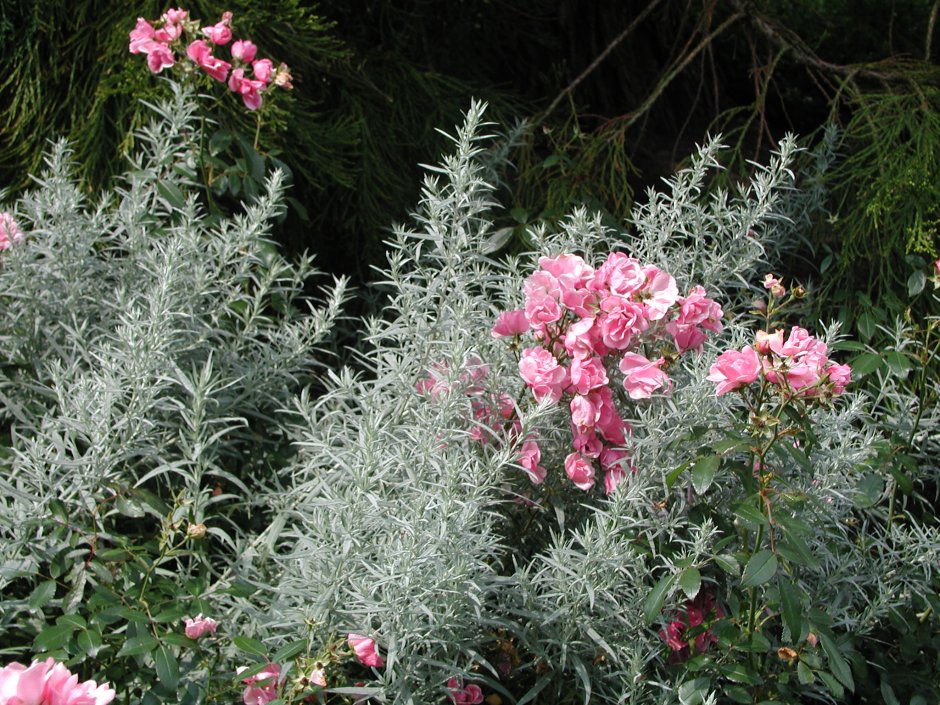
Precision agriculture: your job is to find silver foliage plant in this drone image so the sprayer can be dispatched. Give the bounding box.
[244,102,936,703]
[0,83,347,597]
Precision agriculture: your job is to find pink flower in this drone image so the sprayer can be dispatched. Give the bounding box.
[770,326,826,359]
[568,355,608,395]
[239,663,280,705]
[203,11,234,45]
[228,68,266,110]
[569,394,599,432]
[491,309,529,337]
[598,296,648,350]
[183,614,219,639]
[518,440,547,484]
[523,271,563,329]
[785,352,827,393]
[935,258,940,276]
[273,63,293,89]
[619,353,669,399]
[601,448,631,495]
[518,347,568,404]
[128,18,156,53]
[754,329,783,354]
[0,658,116,705]
[675,286,724,332]
[564,452,595,491]
[231,39,258,63]
[659,592,724,661]
[146,43,176,73]
[252,58,275,84]
[447,677,484,705]
[309,669,327,687]
[0,213,24,251]
[162,8,188,24]
[571,427,603,458]
[707,346,761,396]
[826,362,851,395]
[347,633,385,668]
[538,254,595,314]
[638,265,679,320]
[666,322,707,353]
[564,317,605,359]
[591,252,646,296]
[187,39,231,82]
[763,273,786,298]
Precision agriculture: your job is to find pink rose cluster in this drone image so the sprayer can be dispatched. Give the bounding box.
[707,326,851,398]
[659,592,724,662]
[494,252,724,493]
[129,9,292,110]
[347,633,385,668]
[0,212,24,251]
[183,613,218,639]
[0,658,115,705]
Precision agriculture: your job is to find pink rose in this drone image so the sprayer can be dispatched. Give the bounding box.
[763,273,786,298]
[568,355,608,395]
[569,394,599,432]
[252,58,275,84]
[162,8,188,24]
[239,663,280,705]
[707,346,761,395]
[564,452,595,491]
[491,309,529,337]
[564,317,605,359]
[187,39,231,82]
[935,258,940,275]
[619,353,669,399]
[785,352,827,393]
[309,669,327,687]
[231,39,258,63]
[675,286,724,331]
[447,677,484,705]
[754,329,783,354]
[598,295,648,350]
[145,43,176,73]
[347,633,385,668]
[0,212,24,251]
[571,427,603,458]
[518,440,547,484]
[591,252,646,296]
[183,614,219,639]
[770,326,826,359]
[228,68,266,110]
[203,12,234,45]
[0,658,116,705]
[129,18,156,54]
[523,270,563,329]
[273,63,293,89]
[826,362,851,395]
[666,322,707,353]
[518,347,567,404]
[601,449,631,495]
[638,265,679,321]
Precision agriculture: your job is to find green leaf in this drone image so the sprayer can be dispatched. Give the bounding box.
[880,679,901,705]
[733,502,768,529]
[741,550,778,587]
[777,576,802,640]
[849,352,883,377]
[884,350,914,375]
[509,207,528,224]
[233,635,268,658]
[33,623,77,652]
[856,311,876,340]
[76,628,103,658]
[644,573,676,624]
[817,671,844,699]
[117,634,159,657]
[853,473,885,508]
[666,461,691,489]
[155,645,180,691]
[691,455,720,494]
[724,685,753,703]
[677,678,711,705]
[209,130,233,157]
[819,631,854,691]
[678,567,702,600]
[156,181,186,210]
[28,580,57,610]
[797,660,815,685]
[907,269,927,296]
[713,554,740,577]
[271,639,306,663]
[720,663,761,684]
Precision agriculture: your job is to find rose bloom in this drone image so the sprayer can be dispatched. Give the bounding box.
[238,663,280,705]
[491,309,529,337]
[707,345,761,395]
[518,347,568,404]
[183,613,218,639]
[447,677,484,705]
[347,633,385,667]
[231,39,258,63]
[518,439,547,484]
[564,452,595,491]
[187,39,231,82]
[826,361,852,395]
[619,353,669,399]
[0,212,24,250]
[0,658,115,705]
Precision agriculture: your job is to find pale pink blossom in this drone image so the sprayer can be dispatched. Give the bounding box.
[162,8,188,24]
[619,353,669,399]
[676,286,724,331]
[518,440,547,484]
[754,329,783,354]
[273,63,293,89]
[187,39,231,82]
[203,11,234,45]
[183,613,218,639]
[447,677,484,705]
[564,452,595,491]
[564,317,605,359]
[593,387,629,444]
[231,39,258,63]
[568,355,608,395]
[770,326,826,359]
[571,427,603,458]
[491,309,529,337]
[0,213,24,251]
[763,273,786,298]
[309,669,327,687]
[638,265,679,320]
[347,633,385,668]
[0,658,115,705]
[935,258,940,276]
[600,448,631,495]
[523,270,563,329]
[570,394,599,432]
[785,352,828,393]
[666,322,707,353]
[538,254,595,315]
[146,43,176,73]
[518,347,567,404]
[238,663,280,705]
[707,346,761,395]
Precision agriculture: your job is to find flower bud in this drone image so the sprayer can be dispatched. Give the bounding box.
[186,522,207,540]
